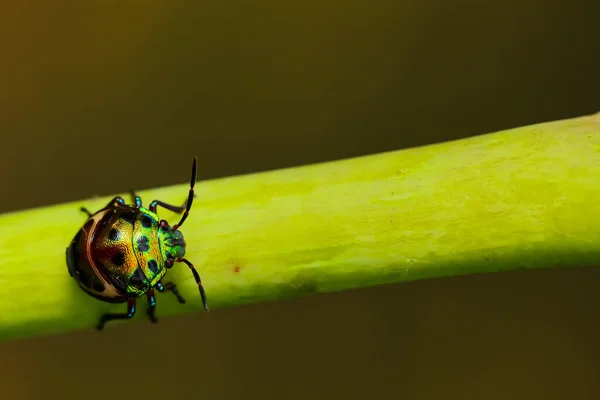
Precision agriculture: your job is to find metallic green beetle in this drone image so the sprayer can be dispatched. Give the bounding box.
[65,157,208,330]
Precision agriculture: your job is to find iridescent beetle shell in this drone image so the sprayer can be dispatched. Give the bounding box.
[65,157,208,330]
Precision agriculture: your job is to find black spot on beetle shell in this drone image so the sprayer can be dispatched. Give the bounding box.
[112,252,125,266]
[72,229,82,246]
[121,211,136,224]
[92,278,105,292]
[112,275,128,293]
[147,259,158,274]
[130,267,147,289]
[65,248,73,276]
[75,267,92,289]
[137,236,150,253]
[66,242,80,275]
[108,228,119,241]
[141,215,153,228]
[99,211,114,226]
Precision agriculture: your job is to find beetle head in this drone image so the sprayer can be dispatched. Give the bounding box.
[158,219,186,266]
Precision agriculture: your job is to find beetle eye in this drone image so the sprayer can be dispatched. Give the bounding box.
[160,220,169,232]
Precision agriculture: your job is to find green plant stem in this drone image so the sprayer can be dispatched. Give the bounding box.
[2,113,600,342]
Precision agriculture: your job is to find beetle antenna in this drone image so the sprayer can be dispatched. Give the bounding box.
[173,157,197,230]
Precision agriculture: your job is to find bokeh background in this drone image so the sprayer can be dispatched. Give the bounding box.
[2,1,600,399]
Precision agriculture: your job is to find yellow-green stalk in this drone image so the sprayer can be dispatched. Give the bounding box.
[1,113,600,342]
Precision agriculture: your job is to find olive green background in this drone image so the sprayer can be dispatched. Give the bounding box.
[1,1,600,399]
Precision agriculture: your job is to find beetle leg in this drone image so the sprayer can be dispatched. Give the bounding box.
[129,190,142,208]
[146,289,158,323]
[80,196,124,219]
[149,199,187,214]
[96,298,136,331]
[157,281,186,304]
[107,196,126,207]
[176,258,209,311]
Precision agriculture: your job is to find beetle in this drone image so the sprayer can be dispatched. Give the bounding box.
[65,157,208,330]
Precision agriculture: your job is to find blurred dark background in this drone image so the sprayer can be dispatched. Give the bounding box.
[1,0,600,399]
